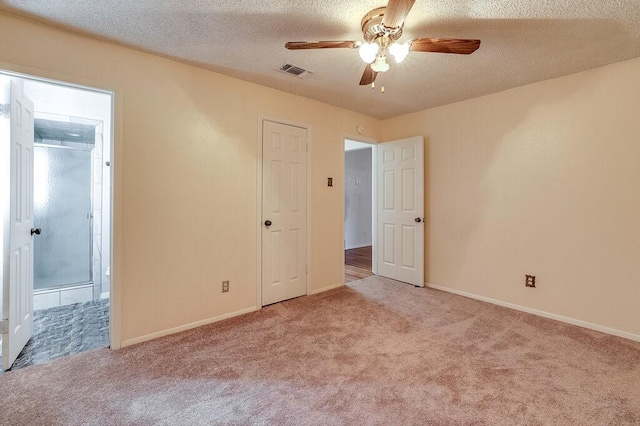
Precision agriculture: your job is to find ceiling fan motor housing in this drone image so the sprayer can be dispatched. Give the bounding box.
[361,7,403,43]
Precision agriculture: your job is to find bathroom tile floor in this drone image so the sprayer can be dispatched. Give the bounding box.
[1,298,109,371]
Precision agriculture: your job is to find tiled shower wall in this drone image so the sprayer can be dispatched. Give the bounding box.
[92,128,103,300]
[101,128,111,297]
[94,125,111,298]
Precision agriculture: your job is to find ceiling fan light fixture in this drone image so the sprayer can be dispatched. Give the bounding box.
[284,4,481,88]
[370,55,390,73]
[358,42,379,64]
[389,41,410,63]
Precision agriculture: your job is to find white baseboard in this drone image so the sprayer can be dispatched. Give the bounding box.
[427,283,640,343]
[121,306,260,348]
[309,283,343,295]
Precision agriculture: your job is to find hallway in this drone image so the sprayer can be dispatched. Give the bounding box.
[344,246,374,283]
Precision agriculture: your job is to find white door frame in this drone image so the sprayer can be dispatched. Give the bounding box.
[0,65,120,349]
[342,133,378,282]
[256,115,312,308]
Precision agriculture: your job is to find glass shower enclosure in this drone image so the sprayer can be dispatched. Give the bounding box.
[33,145,92,291]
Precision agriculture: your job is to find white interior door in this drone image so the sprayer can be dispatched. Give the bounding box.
[2,81,35,370]
[262,120,308,306]
[376,136,424,286]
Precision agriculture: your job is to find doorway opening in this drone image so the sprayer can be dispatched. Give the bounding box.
[344,139,375,283]
[0,72,113,371]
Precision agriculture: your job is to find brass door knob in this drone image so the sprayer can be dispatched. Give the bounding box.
[264,220,272,227]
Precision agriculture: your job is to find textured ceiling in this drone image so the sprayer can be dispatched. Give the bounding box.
[2,1,639,119]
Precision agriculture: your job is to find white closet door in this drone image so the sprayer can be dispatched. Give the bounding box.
[262,120,308,305]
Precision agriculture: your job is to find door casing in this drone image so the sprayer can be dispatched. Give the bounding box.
[0,65,119,349]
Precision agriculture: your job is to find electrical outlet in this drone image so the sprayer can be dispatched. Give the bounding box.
[222,280,230,293]
[525,275,536,288]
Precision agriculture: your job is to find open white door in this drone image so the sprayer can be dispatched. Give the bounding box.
[376,136,424,287]
[262,120,308,306]
[1,81,35,370]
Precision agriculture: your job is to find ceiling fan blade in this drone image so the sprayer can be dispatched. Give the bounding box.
[382,0,416,29]
[410,38,481,54]
[359,66,378,86]
[285,41,360,50]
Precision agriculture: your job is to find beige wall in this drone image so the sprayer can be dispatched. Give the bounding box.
[382,57,640,337]
[0,13,381,346]
[3,11,639,346]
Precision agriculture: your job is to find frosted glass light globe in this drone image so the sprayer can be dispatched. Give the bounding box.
[389,42,410,63]
[370,56,390,73]
[359,42,379,64]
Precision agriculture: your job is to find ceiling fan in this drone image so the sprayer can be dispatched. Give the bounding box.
[285,0,480,87]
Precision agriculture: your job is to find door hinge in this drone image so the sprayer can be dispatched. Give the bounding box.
[306,264,308,274]
[0,319,8,334]
[0,104,10,118]
[306,142,309,152]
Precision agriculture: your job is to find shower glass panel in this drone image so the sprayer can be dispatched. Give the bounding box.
[34,145,92,290]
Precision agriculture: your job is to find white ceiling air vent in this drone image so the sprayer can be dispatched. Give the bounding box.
[277,63,313,79]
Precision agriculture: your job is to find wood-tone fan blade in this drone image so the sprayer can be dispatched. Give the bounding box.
[382,0,416,29]
[410,38,481,54]
[359,66,378,86]
[285,41,360,50]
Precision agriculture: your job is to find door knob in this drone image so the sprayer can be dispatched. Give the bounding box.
[264,220,272,227]
[31,228,42,235]
[414,217,422,223]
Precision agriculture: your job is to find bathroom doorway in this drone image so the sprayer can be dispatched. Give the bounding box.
[344,139,375,283]
[0,73,113,371]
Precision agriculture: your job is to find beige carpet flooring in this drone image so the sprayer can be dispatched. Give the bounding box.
[1,276,639,425]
